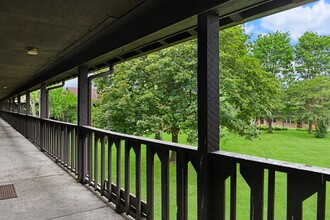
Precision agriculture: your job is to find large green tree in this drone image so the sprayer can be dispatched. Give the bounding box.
[49,88,77,123]
[94,26,279,151]
[293,32,330,133]
[221,26,280,137]
[286,76,330,136]
[252,31,294,133]
[295,31,330,80]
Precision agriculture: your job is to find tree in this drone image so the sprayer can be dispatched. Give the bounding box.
[293,32,330,133]
[49,88,77,123]
[30,90,40,116]
[94,26,279,156]
[252,31,294,133]
[295,32,330,80]
[94,41,197,162]
[286,76,330,136]
[221,26,280,137]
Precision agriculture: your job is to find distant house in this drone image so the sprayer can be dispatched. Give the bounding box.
[66,87,98,100]
[256,116,315,129]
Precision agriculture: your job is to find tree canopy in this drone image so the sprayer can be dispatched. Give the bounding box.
[93,26,279,142]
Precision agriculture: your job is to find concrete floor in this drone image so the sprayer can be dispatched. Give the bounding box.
[0,118,125,220]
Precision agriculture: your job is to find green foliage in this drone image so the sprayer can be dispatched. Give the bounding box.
[286,76,330,135]
[49,88,77,123]
[315,118,328,138]
[94,41,197,141]
[295,32,330,80]
[258,126,288,131]
[94,26,279,141]
[30,90,40,116]
[252,31,295,88]
[220,26,280,138]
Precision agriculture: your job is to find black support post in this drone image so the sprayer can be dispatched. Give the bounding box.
[40,83,47,151]
[17,94,21,114]
[26,91,30,115]
[77,66,89,183]
[197,11,220,220]
[11,97,15,112]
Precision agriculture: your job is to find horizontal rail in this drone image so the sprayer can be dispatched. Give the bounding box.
[211,151,330,180]
[81,125,198,156]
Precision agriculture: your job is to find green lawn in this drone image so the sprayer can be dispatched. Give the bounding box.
[92,129,330,219]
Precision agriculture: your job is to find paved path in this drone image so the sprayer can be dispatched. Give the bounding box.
[0,118,125,220]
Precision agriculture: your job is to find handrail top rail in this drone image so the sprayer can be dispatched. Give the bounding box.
[1,111,78,127]
[82,125,198,154]
[212,151,330,178]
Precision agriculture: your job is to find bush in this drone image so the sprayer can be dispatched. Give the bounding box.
[273,126,288,131]
[315,119,328,138]
[258,126,288,131]
[296,128,309,132]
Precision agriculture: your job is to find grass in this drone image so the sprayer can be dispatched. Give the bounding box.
[91,129,330,219]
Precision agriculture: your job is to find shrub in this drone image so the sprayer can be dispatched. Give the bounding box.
[315,119,328,138]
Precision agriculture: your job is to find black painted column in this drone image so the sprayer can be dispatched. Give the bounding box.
[11,97,15,112]
[26,90,30,115]
[197,12,220,220]
[77,66,89,183]
[40,83,47,118]
[17,94,21,114]
[40,83,47,151]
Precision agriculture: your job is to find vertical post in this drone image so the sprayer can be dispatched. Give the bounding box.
[26,90,30,115]
[11,97,15,112]
[40,83,47,151]
[25,90,31,138]
[40,83,47,118]
[17,94,21,114]
[197,11,220,220]
[77,66,89,183]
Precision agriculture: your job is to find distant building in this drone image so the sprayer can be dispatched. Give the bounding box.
[256,116,315,129]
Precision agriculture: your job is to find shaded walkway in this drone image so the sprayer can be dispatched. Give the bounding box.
[0,118,125,220]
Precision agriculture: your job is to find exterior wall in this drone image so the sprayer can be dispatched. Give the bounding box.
[258,117,315,129]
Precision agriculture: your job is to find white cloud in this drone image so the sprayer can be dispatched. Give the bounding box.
[259,0,330,40]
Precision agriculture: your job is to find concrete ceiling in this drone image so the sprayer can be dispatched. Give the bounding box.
[0,0,315,100]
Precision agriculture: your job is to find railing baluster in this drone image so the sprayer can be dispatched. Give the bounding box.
[125,140,131,215]
[267,169,275,220]
[133,144,141,219]
[317,179,326,220]
[65,126,69,166]
[101,135,105,195]
[108,136,113,202]
[88,132,93,185]
[230,164,237,220]
[147,145,155,220]
[158,149,169,220]
[115,138,121,211]
[94,134,99,190]
[287,173,322,220]
[70,127,74,170]
[177,150,188,220]
[240,165,264,220]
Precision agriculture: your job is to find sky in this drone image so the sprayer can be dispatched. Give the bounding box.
[245,0,330,41]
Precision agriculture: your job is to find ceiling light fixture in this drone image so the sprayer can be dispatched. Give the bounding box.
[27,47,38,56]
[2,86,7,89]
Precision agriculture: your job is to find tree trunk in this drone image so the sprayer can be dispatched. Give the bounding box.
[169,132,178,163]
[267,117,273,133]
[308,122,313,134]
[154,130,163,140]
[31,101,36,116]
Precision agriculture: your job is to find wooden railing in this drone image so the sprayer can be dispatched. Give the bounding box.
[1,110,329,220]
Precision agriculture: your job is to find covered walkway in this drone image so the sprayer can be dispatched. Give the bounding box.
[0,118,125,220]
